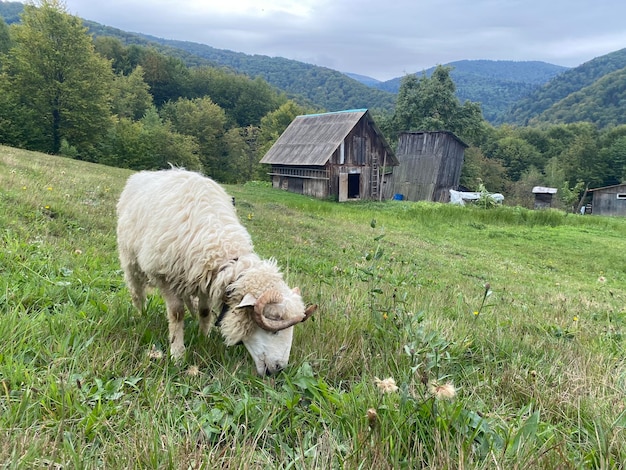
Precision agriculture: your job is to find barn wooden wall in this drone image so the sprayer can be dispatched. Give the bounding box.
[385,132,465,202]
[591,184,626,216]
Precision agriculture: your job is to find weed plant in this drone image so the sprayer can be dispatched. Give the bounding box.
[1,145,626,468]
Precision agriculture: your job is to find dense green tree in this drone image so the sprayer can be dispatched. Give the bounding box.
[390,66,485,145]
[508,166,544,207]
[460,146,509,193]
[543,156,568,189]
[188,66,284,127]
[140,48,190,106]
[111,66,153,120]
[258,100,309,157]
[223,125,264,183]
[0,16,11,55]
[100,108,201,170]
[557,122,601,187]
[489,136,542,181]
[94,36,134,75]
[2,0,113,156]
[160,96,227,178]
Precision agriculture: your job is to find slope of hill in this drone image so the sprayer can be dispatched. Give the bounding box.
[371,60,568,122]
[529,66,626,128]
[4,1,626,129]
[344,72,381,87]
[131,34,397,112]
[500,48,626,125]
[0,2,396,113]
[3,144,626,467]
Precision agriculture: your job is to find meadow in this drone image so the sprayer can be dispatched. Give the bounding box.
[1,145,625,469]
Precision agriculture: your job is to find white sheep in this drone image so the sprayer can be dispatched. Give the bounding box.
[116,168,317,375]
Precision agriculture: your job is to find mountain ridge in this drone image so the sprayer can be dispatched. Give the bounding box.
[2,1,626,127]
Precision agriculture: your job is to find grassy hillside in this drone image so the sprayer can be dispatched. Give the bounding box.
[2,146,626,468]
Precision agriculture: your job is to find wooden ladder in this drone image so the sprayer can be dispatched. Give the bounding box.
[371,154,379,199]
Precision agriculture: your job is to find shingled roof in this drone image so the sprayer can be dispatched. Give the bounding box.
[260,109,397,166]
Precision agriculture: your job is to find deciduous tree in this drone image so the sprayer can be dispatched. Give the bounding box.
[391,66,485,145]
[2,0,113,156]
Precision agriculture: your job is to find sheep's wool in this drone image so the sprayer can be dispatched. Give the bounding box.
[116,168,309,373]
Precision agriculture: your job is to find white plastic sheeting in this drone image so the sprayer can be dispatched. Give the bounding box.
[449,189,504,206]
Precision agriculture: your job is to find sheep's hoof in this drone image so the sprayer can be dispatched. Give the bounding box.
[170,344,186,361]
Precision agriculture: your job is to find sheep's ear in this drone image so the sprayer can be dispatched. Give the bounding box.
[237,293,257,308]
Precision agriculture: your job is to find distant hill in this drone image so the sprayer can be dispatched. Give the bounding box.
[500,48,626,125]
[126,34,398,113]
[119,35,569,123]
[4,1,626,129]
[528,66,626,128]
[0,1,21,23]
[344,72,381,87]
[365,60,568,122]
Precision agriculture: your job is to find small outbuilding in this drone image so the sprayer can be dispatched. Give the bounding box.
[384,131,467,202]
[588,183,626,217]
[260,109,398,202]
[532,186,558,209]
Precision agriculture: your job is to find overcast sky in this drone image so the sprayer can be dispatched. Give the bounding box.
[56,0,626,81]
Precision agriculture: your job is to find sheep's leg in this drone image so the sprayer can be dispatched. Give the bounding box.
[122,261,148,311]
[197,294,214,336]
[158,283,186,360]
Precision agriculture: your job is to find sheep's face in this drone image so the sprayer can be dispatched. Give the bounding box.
[242,325,295,375]
[240,287,308,375]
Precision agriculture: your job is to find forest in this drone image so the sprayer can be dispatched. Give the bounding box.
[1,0,626,208]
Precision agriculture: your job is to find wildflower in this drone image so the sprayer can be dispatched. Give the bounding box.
[366,408,378,427]
[428,381,456,400]
[147,345,164,360]
[598,276,606,283]
[374,377,398,394]
[22,186,27,190]
[382,313,388,320]
[186,365,200,377]
[473,311,479,316]
[47,186,53,191]
[74,249,83,255]
[247,213,253,220]
[44,205,50,210]
[573,315,579,322]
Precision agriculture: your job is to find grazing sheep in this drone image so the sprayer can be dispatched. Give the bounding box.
[116,168,316,375]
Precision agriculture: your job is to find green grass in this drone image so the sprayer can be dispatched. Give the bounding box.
[1,144,626,468]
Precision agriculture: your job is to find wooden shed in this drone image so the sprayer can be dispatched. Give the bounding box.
[588,183,626,217]
[384,131,467,202]
[532,186,558,209]
[260,109,398,202]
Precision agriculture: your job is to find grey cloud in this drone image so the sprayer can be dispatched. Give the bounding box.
[62,0,626,81]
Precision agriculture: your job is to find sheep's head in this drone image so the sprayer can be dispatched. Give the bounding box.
[235,287,316,375]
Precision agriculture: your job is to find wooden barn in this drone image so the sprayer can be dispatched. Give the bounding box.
[588,183,626,217]
[259,109,398,202]
[384,131,467,202]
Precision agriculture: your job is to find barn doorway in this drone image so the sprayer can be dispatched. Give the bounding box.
[348,173,360,199]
